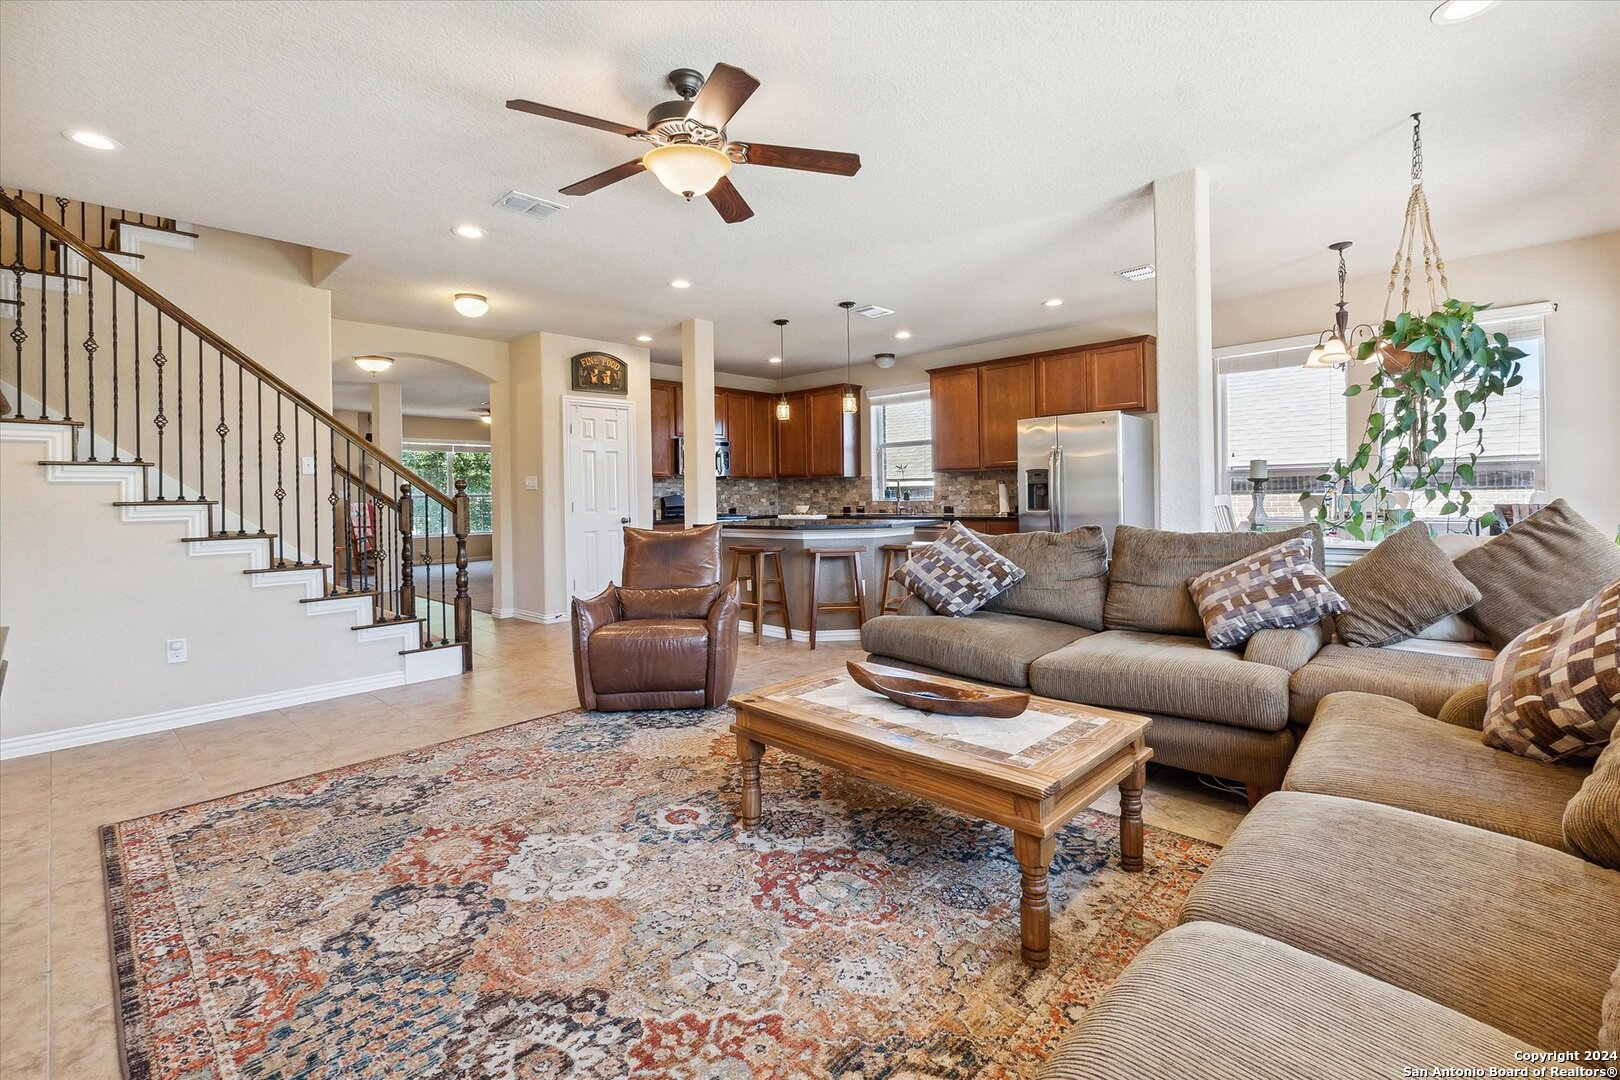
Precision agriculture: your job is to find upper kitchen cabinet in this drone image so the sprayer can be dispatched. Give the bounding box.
[929,366,982,471]
[650,379,680,478]
[747,392,776,479]
[806,385,860,478]
[1035,336,1157,416]
[774,391,810,477]
[978,357,1036,468]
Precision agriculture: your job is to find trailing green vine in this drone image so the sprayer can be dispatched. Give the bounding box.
[1304,298,1526,539]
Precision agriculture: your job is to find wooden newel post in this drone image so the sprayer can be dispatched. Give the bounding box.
[398,483,415,616]
[453,478,472,666]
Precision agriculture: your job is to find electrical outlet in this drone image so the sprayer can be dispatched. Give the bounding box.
[301,455,316,475]
[524,476,538,491]
[166,638,188,664]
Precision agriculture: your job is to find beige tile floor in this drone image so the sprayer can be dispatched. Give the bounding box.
[0,613,1247,1078]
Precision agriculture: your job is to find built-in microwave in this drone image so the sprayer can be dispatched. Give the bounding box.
[674,436,731,478]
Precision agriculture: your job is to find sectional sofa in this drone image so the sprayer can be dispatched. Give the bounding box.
[861,522,1494,803]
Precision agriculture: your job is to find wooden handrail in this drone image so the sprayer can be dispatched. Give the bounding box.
[0,190,456,511]
[333,461,398,510]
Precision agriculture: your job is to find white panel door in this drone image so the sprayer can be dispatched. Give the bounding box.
[566,399,633,598]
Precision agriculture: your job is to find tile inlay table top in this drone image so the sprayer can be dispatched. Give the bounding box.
[729,670,1153,967]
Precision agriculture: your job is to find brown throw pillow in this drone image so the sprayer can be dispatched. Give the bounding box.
[1482,578,1619,762]
[1330,524,1483,647]
[1454,500,1620,650]
[893,521,1026,617]
[1187,536,1348,649]
[980,526,1109,630]
[1565,739,1620,873]
[619,584,721,621]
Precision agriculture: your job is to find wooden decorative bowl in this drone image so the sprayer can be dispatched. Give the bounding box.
[846,660,1030,719]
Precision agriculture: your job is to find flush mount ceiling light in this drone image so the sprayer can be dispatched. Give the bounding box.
[642,143,732,200]
[1430,0,1499,24]
[873,352,896,369]
[1042,298,1064,308]
[453,293,489,318]
[65,129,121,151]
[773,319,791,421]
[767,355,781,364]
[635,334,653,343]
[893,330,912,340]
[354,354,394,375]
[1116,264,1157,282]
[452,224,486,239]
[668,279,692,289]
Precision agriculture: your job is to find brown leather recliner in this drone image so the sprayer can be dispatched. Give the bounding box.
[570,522,741,711]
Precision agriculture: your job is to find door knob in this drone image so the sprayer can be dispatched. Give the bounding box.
[620,516,631,525]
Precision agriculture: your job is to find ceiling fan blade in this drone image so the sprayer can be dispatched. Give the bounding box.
[686,63,760,132]
[705,176,754,224]
[736,142,861,176]
[506,99,645,138]
[559,158,647,196]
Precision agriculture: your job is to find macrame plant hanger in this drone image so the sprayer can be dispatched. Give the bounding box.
[1382,112,1453,328]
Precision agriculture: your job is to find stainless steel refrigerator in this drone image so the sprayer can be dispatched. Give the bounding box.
[1017,411,1155,541]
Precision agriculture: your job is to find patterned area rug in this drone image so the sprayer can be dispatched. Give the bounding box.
[103,706,1218,1078]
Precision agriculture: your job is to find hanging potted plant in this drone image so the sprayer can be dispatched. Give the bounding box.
[1303,115,1527,539]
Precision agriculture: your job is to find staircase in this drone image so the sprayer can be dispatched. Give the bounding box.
[0,188,474,754]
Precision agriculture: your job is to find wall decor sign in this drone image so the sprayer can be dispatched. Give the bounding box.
[570,351,628,394]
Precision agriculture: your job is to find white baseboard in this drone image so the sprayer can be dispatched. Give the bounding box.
[504,608,565,624]
[738,620,862,643]
[0,670,408,759]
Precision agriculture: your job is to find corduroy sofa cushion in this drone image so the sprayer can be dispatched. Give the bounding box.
[1566,739,1620,871]
[1134,712,1298,790]
[1329,524,1483,647]
[1028,630,1290,732]
[979,526,1109,630]
[1288,643,1492,723]
[1034,921,1537,1080]
[1283,691,1589,851]
[1453,499,1620,650]
[858,611,1090,689]
[1102,522,1323,636]
[1182,791,1620,1051]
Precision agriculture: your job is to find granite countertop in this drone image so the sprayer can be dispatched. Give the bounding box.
[721,516,945,531]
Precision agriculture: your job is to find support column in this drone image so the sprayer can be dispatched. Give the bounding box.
[369,381,404,461]
[681,318,717,524]
[1153,168,1215,532]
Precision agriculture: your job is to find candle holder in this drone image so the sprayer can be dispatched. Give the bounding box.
[1242,477,1272,532]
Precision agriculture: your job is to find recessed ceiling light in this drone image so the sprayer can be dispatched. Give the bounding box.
[767,355,782,364]
[452,224,486,239]
[452,293,489,318]
[894,330,912,340]
[65,129,121,151]
[635,334,653,343]
[1116,263,1157,282]
[1042,298,1064,308]
[668,279,692,289]
[1430,0,1499,24]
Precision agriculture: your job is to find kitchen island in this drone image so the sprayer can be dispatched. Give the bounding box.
[719,517,943,642]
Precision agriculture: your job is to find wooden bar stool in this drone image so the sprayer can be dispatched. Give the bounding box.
[806,547,868,650]
[878,543,911,614]
[727,545,792,643]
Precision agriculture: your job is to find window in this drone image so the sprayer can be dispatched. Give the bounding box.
[870,387,935,501]
[1214,303,1549,528]
[401,442,492,535]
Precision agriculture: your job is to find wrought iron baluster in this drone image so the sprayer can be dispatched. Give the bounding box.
[153,312,167,498]
[176,327,184,495]
[399,483,414,621]
[84,267,98,458]
[454,478,472,663]
[132,297,142,462]
[312,420,323,587]
[273,392,286,564]
[196,329,205,503]
[256,381,265,533]
[38,220,46,419]
[236,360,245,533]
[293,404,303,564]
[216,346,227,527]
[110,276,120,460]
[439,504,449,644]
[58,197,70,426]
[9,209,24,419]
[344,437,354,593]
[326,437,340,594]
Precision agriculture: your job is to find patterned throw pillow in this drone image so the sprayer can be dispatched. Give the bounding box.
[1483,578,1619,763]
[893,522,1026,617]
[1187,536,1349,650]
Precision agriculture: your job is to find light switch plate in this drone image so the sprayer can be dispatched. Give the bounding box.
[166,638,188,664]
[301,456,316,475]
[524,476,538,490]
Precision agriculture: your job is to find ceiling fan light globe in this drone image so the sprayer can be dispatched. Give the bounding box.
[642,143,731,200]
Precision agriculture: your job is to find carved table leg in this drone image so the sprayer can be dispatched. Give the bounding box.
[736,734,764,829]
[1013,830,1056,968]
[1119,759,1146,872]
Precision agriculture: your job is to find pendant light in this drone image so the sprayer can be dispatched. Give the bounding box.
[839,300,859,414]
[1303,242,1383,370]
[773,319,791,421]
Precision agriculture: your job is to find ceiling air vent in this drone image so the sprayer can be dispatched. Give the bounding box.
[494,190,566,219]
[854,304,895,319]
[1116,263,1156,282]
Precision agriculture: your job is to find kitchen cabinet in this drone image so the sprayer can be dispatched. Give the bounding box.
[748,393,776,479]
[650,379,680,478]
[929,367,981,470]
[1034,349,1088,417]
[1035,336,1156,416]
[978,357,1036,468]
[775,392,809,477]
[724,390,754,475]
[807,385,860,478]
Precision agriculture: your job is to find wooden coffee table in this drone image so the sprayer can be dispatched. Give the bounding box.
[729,669,1152,968]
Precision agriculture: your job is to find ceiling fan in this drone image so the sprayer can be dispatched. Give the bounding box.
[506,63,861,224]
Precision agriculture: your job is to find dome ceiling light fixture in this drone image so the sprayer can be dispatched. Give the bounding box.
[354,355,394,376]
[506,62,861,225]
[453,293,489,318]
[873,352,896,370]
[773,319,792,422]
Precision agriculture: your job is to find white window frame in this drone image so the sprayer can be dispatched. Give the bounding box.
[868,384,934,502]
[401,439,494,536]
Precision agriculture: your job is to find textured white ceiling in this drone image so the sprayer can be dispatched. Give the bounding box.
[2,1,1616,378]
[332,354,492,420]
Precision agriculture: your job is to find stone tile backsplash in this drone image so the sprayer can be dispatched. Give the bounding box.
[713,470,1018,518]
